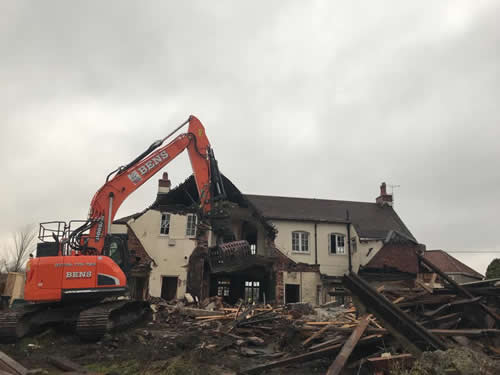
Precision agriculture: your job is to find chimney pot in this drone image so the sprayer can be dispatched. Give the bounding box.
[380,182,387,196]
[376,181,393,207]
[158,172,171,194]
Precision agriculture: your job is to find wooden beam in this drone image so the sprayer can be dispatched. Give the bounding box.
[302,323,331,347]
[47,355,89,373]
[326,314,371,375]
[0,351,27,375]
[241,334,382,374]
[418,254,500,323]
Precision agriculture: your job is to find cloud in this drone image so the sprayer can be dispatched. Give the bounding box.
[1,1,499,272]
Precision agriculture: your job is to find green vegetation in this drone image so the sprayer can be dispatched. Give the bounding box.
[485,258,500,279]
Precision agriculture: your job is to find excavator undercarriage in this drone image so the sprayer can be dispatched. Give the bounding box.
[0,298,150,342]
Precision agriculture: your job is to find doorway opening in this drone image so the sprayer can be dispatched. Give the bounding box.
[161,276,178,301]
[285,284,300,303]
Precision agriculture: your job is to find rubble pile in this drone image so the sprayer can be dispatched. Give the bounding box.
[0,274,499,374]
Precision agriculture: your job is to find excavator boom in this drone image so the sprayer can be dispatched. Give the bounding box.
[1,115,238,342]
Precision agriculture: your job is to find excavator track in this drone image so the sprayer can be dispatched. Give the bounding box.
[76,300,150,341]
[0,307,36,342]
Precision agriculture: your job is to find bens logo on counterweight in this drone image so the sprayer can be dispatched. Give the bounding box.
[66,271,92,279]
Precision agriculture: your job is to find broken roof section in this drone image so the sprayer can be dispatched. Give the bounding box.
[245,194,416,241]
[423,250,483,280]
[149,174,277,239]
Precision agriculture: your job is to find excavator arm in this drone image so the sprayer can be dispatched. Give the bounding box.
[71,115,225,253]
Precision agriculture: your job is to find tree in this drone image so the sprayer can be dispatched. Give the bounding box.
[2,226,37,273]
[485,258,500,279]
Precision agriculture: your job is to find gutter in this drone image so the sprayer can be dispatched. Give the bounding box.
[314,223,318,265]
[347,222,352,272]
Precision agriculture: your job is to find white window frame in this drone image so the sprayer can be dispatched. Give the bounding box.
[186,213,197,237]
[329,233,346,255]
[160,212,170,235]
[292,231,310,253]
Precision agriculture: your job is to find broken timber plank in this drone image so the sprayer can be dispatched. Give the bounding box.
[415,279,433,294]
[343,272,447,356]
[309,335,344,350]
[392,297,405,305]
[302,323,332,347]
[241,334,381,374]
[325,314,371,375]
[418,254,500,323]
[0,351,27,375]
[47,356,89,373]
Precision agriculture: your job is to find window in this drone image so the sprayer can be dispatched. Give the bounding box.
[250,244,257,255]
[160,213,170,235]
[186,214,197,237]
[244,281,260,303]
[329,233,345,254]
[292,231,309,252]
[217,279,230,297]
[108,241,123,266]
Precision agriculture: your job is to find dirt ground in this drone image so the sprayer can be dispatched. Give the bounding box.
[0,308,332,375]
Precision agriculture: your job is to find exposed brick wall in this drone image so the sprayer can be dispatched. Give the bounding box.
[126,226,152,272]
[271,247,320,305]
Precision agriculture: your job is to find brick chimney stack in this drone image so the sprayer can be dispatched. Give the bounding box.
[376,182,393,207]
[158,172,171,194]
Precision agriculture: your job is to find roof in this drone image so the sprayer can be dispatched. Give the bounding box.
[363,242,421,274]
[114,212,143,224]
[245,194,416,241]
[423,250,483,279]
[149,174,277,239]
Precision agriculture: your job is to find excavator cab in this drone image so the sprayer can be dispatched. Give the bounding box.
[102,234,131,276]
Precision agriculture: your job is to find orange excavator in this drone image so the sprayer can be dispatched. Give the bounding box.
[0,115,237,341]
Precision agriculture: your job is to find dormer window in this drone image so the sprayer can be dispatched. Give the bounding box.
[292,231,309,253]
[329,233,345,255]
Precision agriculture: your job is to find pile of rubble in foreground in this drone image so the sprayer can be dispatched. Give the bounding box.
[146,272,500,375]
[1,274,500,374]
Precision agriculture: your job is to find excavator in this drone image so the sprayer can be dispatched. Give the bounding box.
[0,115,244,341]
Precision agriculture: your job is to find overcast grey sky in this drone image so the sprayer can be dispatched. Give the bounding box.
[1,1,499,273]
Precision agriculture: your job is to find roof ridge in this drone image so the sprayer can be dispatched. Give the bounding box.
[244,193,378,205]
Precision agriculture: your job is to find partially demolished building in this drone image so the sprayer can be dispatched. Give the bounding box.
[112,175,432,305]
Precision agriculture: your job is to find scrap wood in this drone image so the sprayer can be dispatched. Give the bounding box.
[415,279,434,294]
[237,316,280,327]
[47,356,89,373]
[302,323,332,347]
[196,315,234,320]
[392,296,405,305]
[418,254,500,323]
[367,353,414,371]
[325,314,371,375]
[370,318,384,329]
[241,334,381,374]
[241,342,344,374]
[344,272,448,356]
[233,302,243,320]
[309,335,344,350]
[0,351,27,375]
[423,297,481,318]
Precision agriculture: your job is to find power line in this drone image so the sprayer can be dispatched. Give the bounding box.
[445,251,500,254]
